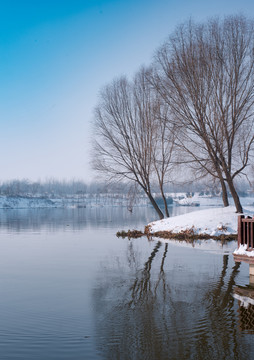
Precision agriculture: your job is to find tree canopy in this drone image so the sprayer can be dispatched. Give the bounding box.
[92,15,254,215]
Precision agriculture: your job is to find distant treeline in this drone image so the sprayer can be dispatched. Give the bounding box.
[0,178,251,198]
[0,179,137,197]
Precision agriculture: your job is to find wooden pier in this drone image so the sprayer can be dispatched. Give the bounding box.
[234,215,254,284]
[238,215,254,249]
[233,215,254,264]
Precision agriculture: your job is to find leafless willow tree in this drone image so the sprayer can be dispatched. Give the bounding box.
[92,68,175,219]
[151,15,254,213]
[151,94,176,217]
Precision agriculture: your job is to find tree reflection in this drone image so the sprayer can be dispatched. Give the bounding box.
[93,241,252,360]
[234,285,254,333]
[129,241,162,307]
[194,256,242,359]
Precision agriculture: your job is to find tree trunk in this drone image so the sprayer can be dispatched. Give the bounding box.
[226,177,243,213]
[219,177,229,207]
[159,182,170,217]
[146,191,164,219]
[162,193,170,218]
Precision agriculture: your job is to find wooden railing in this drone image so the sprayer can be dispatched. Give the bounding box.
[238,215,254,250]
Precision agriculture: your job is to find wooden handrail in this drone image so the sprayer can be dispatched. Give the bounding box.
[238,215,254,250]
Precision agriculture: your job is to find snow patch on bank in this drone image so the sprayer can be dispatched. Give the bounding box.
[148,206,254,236]
[233,244,254,257]
[157,238,237,254]
[0,196,57,209]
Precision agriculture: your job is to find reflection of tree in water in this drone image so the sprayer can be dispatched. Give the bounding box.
[93,242,253,360]
[234,285,254,334]
[237,302,254,334]
[129,241,162,306]
[94,241,171,360]
[193,256,245,359]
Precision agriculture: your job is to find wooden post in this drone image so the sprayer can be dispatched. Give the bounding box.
[238,215,244,247]
[247,216,251,249]
[250,264,254,286]
[246,219,250,250]
[251,218,254,249]
[250,265,254,276]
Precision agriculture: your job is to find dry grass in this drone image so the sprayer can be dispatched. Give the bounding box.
[117,227,237,241]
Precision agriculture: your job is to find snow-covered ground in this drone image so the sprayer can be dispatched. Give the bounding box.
[0,196,89,209]
[148,205,254,236]
[0,196,58,209]
[171,192,254,208]
[154,237,237,255]
[0,193,253,209]
[147,205,254,258]
[0,194,149,209]
[234,244,254,257]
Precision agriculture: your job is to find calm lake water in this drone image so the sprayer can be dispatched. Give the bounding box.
[0,206,254,359]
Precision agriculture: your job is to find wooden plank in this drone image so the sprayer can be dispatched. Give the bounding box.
[234,254,254,265]
[238,215,244,247]
[247,216,252,249]
[243,219,246,246]
[251,221,254,249]
[247,222,250,249]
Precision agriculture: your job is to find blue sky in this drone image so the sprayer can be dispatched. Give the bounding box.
[0,0,254,182]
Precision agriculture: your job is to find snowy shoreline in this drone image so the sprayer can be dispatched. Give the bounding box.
[144,205,254,258]
[0,195,71,209]
[147,206,254,237]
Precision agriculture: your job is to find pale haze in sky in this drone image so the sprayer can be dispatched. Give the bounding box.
[0,0,254,182]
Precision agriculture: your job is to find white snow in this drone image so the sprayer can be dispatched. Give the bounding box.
[155,238,237,254]
[148,205,254,236]
[233,293,254,308]
[174,197,200,206]
[233,244,254,257]
[0,196,57,209]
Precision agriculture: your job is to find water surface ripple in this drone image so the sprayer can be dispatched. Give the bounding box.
[0,207,253,359]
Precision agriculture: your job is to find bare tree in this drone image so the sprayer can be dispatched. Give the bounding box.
[152,15,254,212]
[92,69,175,219]
[151,94,176,217]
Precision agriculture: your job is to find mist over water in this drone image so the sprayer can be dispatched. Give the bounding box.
[0,206,253,359]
